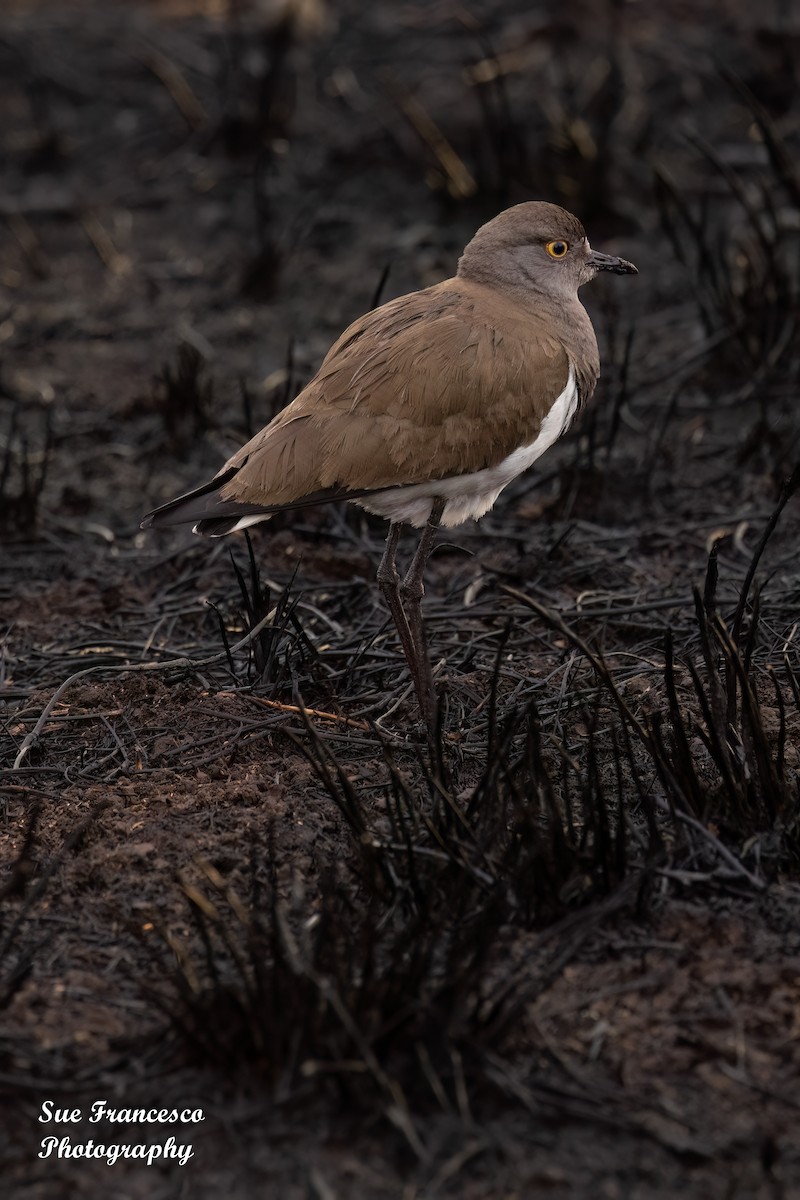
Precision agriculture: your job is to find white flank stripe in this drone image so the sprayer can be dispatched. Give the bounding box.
[359,365,578,528]
[191,367,579,534]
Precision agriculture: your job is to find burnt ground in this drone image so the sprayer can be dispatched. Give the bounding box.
[1,0,800,1196]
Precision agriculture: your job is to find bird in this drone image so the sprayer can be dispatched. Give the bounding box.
[142,202,637,729]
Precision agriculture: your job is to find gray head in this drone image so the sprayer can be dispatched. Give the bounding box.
[457,201,637,302]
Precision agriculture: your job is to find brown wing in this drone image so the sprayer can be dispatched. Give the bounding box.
[219,277,572,507]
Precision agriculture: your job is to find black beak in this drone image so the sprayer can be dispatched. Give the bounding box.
[590,249,637,275]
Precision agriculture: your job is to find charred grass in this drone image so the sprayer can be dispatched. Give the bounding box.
[1,0,800,1194]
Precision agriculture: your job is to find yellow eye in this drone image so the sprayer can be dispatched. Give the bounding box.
[545,240,569,259]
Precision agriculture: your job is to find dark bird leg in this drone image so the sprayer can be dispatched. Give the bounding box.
[400,497,446,730]
[377,521,427,708]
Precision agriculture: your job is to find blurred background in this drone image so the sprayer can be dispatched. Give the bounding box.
[2,3,800,1195]
[1,0,797,555]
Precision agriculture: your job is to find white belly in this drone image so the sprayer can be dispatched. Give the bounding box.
[358,366,578,528]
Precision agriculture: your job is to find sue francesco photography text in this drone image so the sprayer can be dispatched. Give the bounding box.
[36,1099,204,1167]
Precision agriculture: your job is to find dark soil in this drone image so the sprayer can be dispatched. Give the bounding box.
[2,1,800,1196]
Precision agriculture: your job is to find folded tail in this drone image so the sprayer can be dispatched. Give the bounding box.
[141,468,379,538]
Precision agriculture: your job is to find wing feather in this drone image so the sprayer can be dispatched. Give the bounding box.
[220,278,574,509]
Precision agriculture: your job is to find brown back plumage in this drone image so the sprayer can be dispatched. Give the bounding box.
[143,201,635,533]
[219,276,588,507]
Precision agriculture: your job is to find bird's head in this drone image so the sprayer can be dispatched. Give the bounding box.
[458,201,637,301]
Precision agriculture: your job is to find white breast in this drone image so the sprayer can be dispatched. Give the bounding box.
[360,365,579,528]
